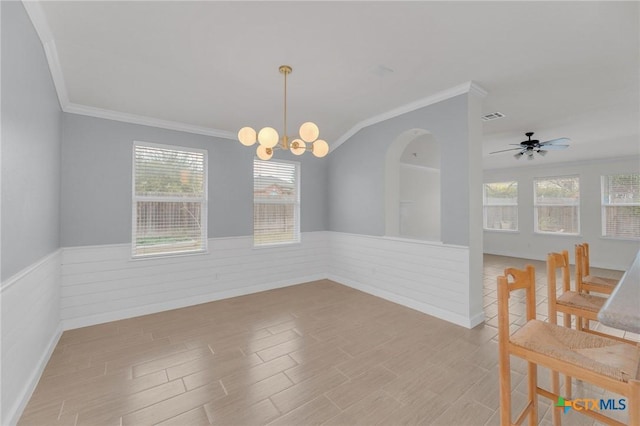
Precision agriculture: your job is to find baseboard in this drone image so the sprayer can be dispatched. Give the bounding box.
[5,323,63,426]
[468,311,486,328]
[62,273,326,330]
[483,249,629,271]
[328,274,478,329]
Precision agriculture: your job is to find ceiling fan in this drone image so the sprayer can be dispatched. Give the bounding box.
[490,132,570,160]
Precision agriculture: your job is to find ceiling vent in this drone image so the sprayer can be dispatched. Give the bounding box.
[481,112,506,121]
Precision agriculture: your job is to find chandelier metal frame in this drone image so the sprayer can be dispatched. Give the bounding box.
[237,65,328,160]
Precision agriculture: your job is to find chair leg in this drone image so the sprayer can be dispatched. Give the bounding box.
[551,370,561,426]
[562,313,572,399]
[528,362,538,426]
[630,379,640,426]
[499,349,512,425]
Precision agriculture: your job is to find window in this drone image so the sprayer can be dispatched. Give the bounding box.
[534,176,580,235]
[601,173,640,239]
[133,142,207,257]
[253,159,300,246]
[483,181,518,231]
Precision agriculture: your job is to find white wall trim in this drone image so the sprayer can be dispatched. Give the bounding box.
[62,273,325,331]
[59,233,330,330]
[330,81,488,152]
[326,232,480,329]
[1,250,62,426]
[64,103,236,139]
[21,0,69,109]
[5,325,63,426]
[327,274,481,329]
[0,249,61,293]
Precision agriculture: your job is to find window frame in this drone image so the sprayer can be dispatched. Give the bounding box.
[482,181,519,232]
[601,173,640,240]
[533,175,580,236]
[132,141,208,259]
[253,158,301,248]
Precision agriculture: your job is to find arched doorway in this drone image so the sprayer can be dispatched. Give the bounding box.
[385,129,440,241]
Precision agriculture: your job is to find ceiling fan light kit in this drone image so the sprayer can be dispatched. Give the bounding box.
[237,65,328,160]
[491,132,570,160]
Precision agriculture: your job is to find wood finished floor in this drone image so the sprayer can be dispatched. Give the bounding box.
[19,255,632,426]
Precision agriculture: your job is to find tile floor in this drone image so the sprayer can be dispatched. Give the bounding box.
[18,255,631,426]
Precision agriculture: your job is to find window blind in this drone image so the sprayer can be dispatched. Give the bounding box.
[253,159,300,246]
[602,174,640,239]
[133,143,207,257]
[534,176,580,234]
[483,181,518,231]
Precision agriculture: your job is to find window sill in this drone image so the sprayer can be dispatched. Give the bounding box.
[599,236,640,242]
[483,229,520,234]
[533,231,581,237]
[131,249,208,261]
[253,241,301,250]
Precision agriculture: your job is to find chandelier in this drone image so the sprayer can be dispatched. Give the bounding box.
[237,65,329,160]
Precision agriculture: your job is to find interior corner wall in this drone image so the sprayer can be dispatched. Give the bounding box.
[326,94,484,328]
[58,113,329,328]
[483,157,640,270]
[1,2,63,425]
[328,94,470,246]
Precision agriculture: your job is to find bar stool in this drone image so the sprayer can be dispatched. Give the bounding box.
[576,243,619,295]
[498,265,640,426]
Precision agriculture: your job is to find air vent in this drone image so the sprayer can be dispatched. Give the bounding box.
[481,112,506,121]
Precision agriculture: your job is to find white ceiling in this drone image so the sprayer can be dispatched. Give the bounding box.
[33,1,639,169]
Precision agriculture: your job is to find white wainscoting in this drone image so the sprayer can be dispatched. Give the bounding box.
[327,232,482,328]
[1,250,63,426]
[60,232,329,330]
[3,231,480,424]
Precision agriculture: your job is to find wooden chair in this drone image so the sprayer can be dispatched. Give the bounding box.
[498,265,640,426]
[576,243,619,295]
[546,250,631,416]
[547,250,615,336]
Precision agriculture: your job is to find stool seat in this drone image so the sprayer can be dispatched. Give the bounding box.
[583,275,618,290]
[556,291,606,313]
[511,319,639,383]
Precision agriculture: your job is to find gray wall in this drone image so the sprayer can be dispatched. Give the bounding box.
[61,113,328,247]
[484,157,640,270]
[328,94,470,246]
[1,1,62,280]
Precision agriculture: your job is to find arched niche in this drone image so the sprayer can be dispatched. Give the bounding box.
[385,128,441,241]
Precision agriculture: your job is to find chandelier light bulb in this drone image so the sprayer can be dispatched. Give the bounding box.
[258,127,279,148]
[256,145,273,160]
[290,139,306,156]
[312,139,329,158]
[237,66,327,160]
[238,127,257,146]
[299,122,319,143]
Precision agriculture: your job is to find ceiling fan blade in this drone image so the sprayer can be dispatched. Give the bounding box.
[540,137,570,146]
[539,144,569,150]
[489,148,523,154]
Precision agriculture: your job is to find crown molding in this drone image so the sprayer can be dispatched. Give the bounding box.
[22,0,70,109]
[23,0,486,147]
[64,103,237,139]
[330,81,488,153]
